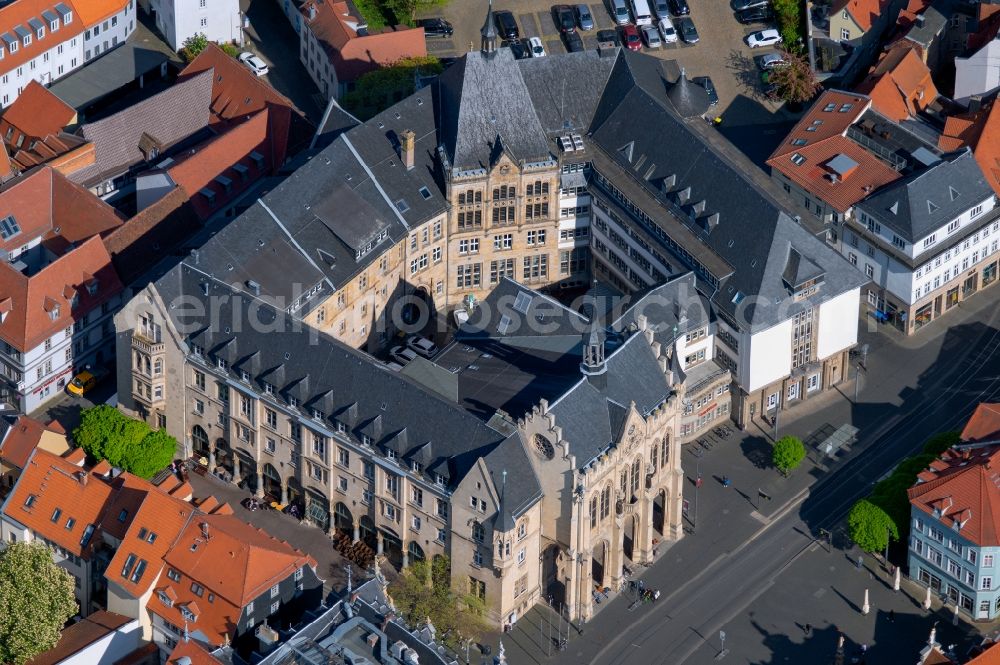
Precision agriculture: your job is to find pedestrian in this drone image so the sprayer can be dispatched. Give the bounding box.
[722,475,731,487]
[804,623,811,636]
[695,475,703,488]
[638,579,645,592]
[857,555,863,570]
[653,589,660,601]
[888,610,895,623]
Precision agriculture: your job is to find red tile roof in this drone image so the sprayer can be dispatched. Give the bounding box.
[73,0,129,25]
[151,514,316,645]
[939,99,1000,197]
[167,639,224,665]
[857,45,939,122]
[0,415,66,470]
[1,80,76,142]
[301,0,427,82]
[832,0,891,30]
[2,448,115,558]
[968,641,1000,665]
[909,443,1000,547]
[166,108,285,220]
[767,90,901,213]
[180,45,295,123]
[26,611,134,665]
[962,403,1000,442]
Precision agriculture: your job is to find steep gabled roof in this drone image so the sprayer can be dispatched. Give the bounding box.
[0,80,76,141]
[858,45,940,122]
[0,415,68,470]
[962,403,1000,442]
[832,0,892,30]
[939,98,1000,196]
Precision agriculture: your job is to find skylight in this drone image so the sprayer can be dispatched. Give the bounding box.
[0,215,21,241]
[513,292,532,314]
[497,315,512,334]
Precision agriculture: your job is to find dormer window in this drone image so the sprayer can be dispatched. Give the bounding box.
[180,605,197,622]
[288,396,298,408]
[86,280,98,295]
[217,358,227,370]
[312,409,322,420]
[240,370,250,382]
[385,448,396,460]
[158,591,174,607]
[49,305,60,320]
[263,382,273,395]
[22,35,30,47]
[9,42,17,53]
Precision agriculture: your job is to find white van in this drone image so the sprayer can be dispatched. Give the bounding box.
[610,0,631,24]
[630,0,654,25]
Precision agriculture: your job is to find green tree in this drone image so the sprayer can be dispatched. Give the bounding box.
[381,0,448,23]
[73,405,176,479]
[765,51,821,106]
[771,0,803,50]
[340,56,442,120]
[0,542,77,665]
[219,42,241,58]
[772,435,806,476]
[390,556,489,651]
[848,499,899,553]
[180,32,210,62]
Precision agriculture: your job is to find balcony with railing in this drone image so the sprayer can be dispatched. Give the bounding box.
[132,331,163,355]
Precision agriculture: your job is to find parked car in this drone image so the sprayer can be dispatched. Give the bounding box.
[576,4,595,29]
[528,36,547,56]
[553,5,577,32]
[641,24,662,47]
[415,17,453,36]
[653,0,670,18]
[658,16,677,42]
[389,346,418,366]
[238,52,268,76]
[620,23,642,50]
[406,335,439,358]
[507,38,530,58]
[610,0,631,25]
[754,52,787,69]
[669,0,690,16]
[735,5,774,23]
[564,30,585,51]
[597,28,620,46]
[746,27,782,47]
[67,367,108,397]
[730,0,768,10]
[692,75,718,105]
[677,16,698,42]
[495,10,519,39]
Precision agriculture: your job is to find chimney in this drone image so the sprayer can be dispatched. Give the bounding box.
[400,129,416,171]
[77,471,88,486]
[969,95,983,113]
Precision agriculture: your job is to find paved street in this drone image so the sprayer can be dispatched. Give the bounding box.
[490,288,1000,665]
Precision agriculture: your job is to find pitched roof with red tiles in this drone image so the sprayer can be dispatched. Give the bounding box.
[962,403,1000,442]
[150,514,316,645]
[857,44,939,122]
[0,414,66,470]
[166,108,286,220]
[301,0,426,82]
[0,1,86,82]
[909,442,1000,547]
[968,640,1000,665]
[832,0,891,30]
[2,448,115,558]
[939,99,1000,197]
[767,90,901,213]
[73,0,129,25]
[180,45,295,123]
[105,483,197,598]
[166,640,225,665]
[1,80,76,141]
[0,233,124,352]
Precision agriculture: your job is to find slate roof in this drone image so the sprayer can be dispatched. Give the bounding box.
[856,147,992,242]
[437,49,552,170]
[153,263,540,507]
[612,272,712,349]
[588,52,866,332]
[73,70,214,186]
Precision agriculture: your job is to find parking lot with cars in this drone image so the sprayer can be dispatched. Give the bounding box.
[417,0,795,142]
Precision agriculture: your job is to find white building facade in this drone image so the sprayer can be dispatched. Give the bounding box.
[148,0,241,50]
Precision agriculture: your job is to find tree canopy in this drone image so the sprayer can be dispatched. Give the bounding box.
[772,435,806,476]
[73,405,176,479]
[848,499,899,553]
[180,33,210,62]
[389,556,489,651]
[0,541,77,665]
[765,50,821,105]
[341,56,443,121]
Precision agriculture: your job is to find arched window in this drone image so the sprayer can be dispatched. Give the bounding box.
[631,458,641,494]
[620,469,628,496]
[590,496,598,528]
[651,439,660,472]
[600,486,611,518]
[661,435,670,468]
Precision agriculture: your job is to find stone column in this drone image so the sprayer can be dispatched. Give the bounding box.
[255,471,265,498]
[401,545,409,569]
[280,481,288,505]
[352,520,361,544]
[566,549,579,622]
[207,445,216,471]
[376,532,384,555]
